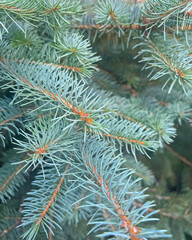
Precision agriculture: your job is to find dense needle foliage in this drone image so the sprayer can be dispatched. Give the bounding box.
[0,0,192,240]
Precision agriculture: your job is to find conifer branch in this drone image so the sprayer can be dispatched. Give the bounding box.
[1,58,82,73]
[73,22,192,32]
[1,60,161,157]
[0,5,34,14]
[117,111,144,125]
[0,163,23,192]
[14,119,78,172]
[0,0,190,238]
[96,194,118,236]
[124,159,155,185]
[0,98,24,146]
[0,207,22,239]
[80,139,168,239]
[73,23,143,30]
[0,161,27,202]
[0,221,19,238]
[147,39,185,78]
[74,188,88,211]
[36,164,69,226]
[143,0,192,30]
[102,132,145,145]
[0,112,23,126]
[1,60,94,124]
[86,160,141,239]
[21,164,73,240]
[134,201,179,219]
[135,35,192,93]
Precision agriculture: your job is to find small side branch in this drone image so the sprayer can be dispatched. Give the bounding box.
[73,24,144,31]
[165,144,192,169]
[0,163,24,192]
[0,222,18,238]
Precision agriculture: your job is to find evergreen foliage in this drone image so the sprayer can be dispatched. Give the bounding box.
[0,0,192,239]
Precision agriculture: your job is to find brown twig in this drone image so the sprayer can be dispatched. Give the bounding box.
[36,164,69,225]
[0,207,22,238]
[164,144,192,169]
[0,222,19,238]
[0,163,24,192]
[96,194,118,237]
[73,23,144,31]
[48,215,53,240]
[133,201,179,219]
[73,23,192,32]
[0,112,23,125]
[148,40,185,78]
[74,188,88,211]
[86,159,141,240]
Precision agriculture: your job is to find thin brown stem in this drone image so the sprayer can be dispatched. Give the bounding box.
[96,194,118,238]
[74,188,88,211]
[133,201,179,219]
[0,222,18,238]
[0,163,24,192]
[72,23,192,32]
[73,24,144,30]
[36,164,69,225]
[48,215,53,240]
[165,144,192,169]
[0,112,23,125]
